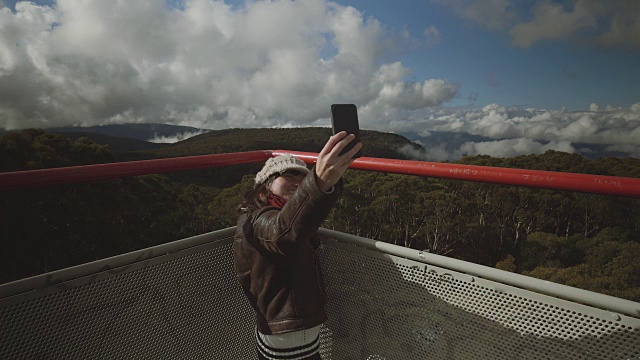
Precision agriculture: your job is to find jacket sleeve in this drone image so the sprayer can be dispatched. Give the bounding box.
[251,168,343,255]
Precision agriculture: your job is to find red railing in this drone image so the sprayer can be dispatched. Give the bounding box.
[0,151,272,191]
[1,150,640,197]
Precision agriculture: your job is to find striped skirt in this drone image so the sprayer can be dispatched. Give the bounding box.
[256,325,321,360]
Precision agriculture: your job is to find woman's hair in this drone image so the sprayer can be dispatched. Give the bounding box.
[237,174,276,214]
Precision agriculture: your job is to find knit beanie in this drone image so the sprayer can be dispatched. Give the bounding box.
[255,154,310,187]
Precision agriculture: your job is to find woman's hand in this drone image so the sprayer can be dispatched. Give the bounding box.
[315,131,363,191]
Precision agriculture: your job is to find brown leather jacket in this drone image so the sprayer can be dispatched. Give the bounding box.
[233,171,342,335]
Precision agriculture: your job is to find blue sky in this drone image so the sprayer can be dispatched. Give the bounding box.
[1,0,639,159]
[2,0,638,111]
[337,0,640,111]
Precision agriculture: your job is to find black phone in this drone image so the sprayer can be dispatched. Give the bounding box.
[331,104,362,158]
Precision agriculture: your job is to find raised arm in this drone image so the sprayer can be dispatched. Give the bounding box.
[252,132,362,254]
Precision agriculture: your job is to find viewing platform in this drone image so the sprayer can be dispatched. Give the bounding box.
[1,151,639,359]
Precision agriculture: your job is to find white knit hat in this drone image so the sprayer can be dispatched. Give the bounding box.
[255,154,310,186]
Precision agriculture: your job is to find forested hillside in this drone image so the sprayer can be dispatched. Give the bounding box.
[122,127,421,187]
[1,128,639,302]
[47,123,208,141]
[145,127,417,158]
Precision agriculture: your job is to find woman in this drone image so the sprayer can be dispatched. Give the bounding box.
[233,132,362,360]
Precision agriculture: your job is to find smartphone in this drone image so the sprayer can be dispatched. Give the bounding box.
[331,104,362,158]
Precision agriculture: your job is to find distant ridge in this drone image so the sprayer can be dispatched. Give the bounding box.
[401,130,633,160]
[59,132,168,153]
[145,127,420,160]
[46,123,209,142]
[4,123,631,160]
[25,125,423,162]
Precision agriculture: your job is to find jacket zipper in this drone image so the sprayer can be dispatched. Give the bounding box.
[313,252,324,296]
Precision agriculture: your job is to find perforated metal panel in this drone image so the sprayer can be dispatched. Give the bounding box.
[316,239,640,360]
[2,228,640,360]
[0,230,257,359]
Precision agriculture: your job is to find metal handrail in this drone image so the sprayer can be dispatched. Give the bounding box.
[0,151,272,191]
[0,228,237,299]
[3,226,638,318]
[318,228,640,318]
[2,150,640,197]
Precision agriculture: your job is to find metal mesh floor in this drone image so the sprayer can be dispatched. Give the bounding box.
[0,233,257,359]
[1,228,639,359]
[317,239,640,360]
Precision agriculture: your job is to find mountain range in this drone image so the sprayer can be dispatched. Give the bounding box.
[399,131,630,160]
[1,123,631,160]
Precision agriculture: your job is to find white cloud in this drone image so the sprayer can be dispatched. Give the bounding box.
[396,101,640,160]
[510,0,598,48]
[605,144,640,158]
[459,138,576,158]
[400,137,577,161]
[0,0,458,130]
[426,103,640,146]
[431,0,515,30]
[423,25,441,45]
[398,141,451,162]
[434,0,640,49]
[147,130,208,143]
[3,0,639,160]
[580,0,640,49]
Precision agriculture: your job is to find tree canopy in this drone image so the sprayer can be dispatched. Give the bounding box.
[1,128,639,302]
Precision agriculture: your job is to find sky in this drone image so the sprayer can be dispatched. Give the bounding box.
[1,0,640,159]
